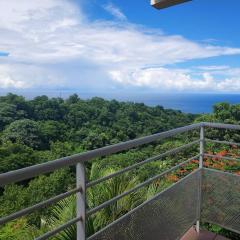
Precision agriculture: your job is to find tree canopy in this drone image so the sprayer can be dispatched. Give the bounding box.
[0,94,239,239]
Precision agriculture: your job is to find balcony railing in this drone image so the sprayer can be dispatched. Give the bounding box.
[0,122,240,239]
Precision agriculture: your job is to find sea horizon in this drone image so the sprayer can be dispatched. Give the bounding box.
[1,90,240,114]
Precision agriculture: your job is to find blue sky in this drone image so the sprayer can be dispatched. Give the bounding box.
[0,0,240,93]
[87,0,240,45]
[86,0,240,65]
[0,51,9,57]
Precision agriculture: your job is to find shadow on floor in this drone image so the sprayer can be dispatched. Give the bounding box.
[181,227,230,240]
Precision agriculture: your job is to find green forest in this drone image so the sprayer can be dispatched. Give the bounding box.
[0,93,239,239]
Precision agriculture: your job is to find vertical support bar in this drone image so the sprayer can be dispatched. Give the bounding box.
[196,221,200,234]
[199,126,204,168]
[76,163,86,240]
[196,126,204,234]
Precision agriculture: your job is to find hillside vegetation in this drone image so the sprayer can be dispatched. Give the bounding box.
[0,94,239,239]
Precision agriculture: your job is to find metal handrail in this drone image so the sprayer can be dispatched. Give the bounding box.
[87,140,200,188]
[35,217,81,240]
[204,154,240,162]
[1,122,240,239]
[203,167,240,177]
[87,154,199,217]
[206,138,240,147]
[0,123,202,187]
[87,168,202,240]
[0,187,81,225]
[1,122,239,187]
[203,122,240,130]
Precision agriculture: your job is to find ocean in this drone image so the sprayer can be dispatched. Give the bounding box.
[1,90,240,114]
[127,93,240,114]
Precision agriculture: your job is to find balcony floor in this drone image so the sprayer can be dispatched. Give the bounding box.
[181,227,230,240]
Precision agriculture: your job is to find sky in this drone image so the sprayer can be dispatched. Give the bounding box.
[1,0,240,94]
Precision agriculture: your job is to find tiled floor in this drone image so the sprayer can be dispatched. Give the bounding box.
[181,227,230,240]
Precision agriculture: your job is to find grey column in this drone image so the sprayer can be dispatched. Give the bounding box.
[76,163,86,240]
[196,126,204,233]
[199,126,204,168]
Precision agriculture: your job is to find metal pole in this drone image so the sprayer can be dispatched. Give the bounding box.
[196,126,204,233]
[199,126,204,168]
[76,163,86,240]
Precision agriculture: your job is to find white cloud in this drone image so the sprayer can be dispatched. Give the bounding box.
[103,3,127,21]
[0,0,240,91]
[109,68,212,91]
[0,63,66,89]
[0,0,83,28]
[217,78,240,91]
[0,65,26,88]
[109,67,240,92]
[196,65,230,71]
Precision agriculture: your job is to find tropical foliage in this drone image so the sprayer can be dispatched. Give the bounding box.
[0,94,240,239]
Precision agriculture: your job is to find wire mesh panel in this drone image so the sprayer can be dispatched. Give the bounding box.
[201,168,240,234]
[89,170,201,240]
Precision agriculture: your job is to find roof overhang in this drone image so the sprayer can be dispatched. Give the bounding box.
[151,0,192,9]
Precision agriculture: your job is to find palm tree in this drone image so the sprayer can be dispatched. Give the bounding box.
[34,162,144,239]
[44,195,77,240]
[87,164,144,233]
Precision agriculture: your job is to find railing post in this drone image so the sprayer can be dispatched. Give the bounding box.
[76,163,86,240]
[196,125,204,234]
[199,126,204,168]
